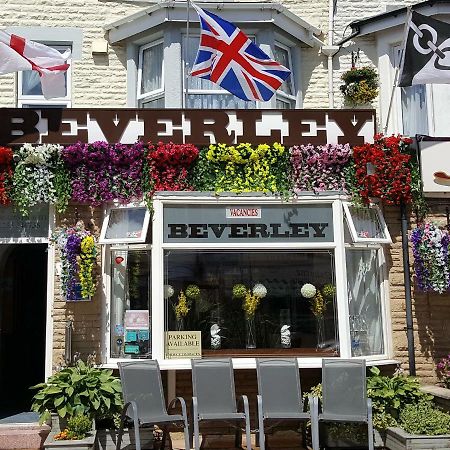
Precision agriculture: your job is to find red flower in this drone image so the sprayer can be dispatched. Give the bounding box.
[0,146,13,205]
[145,142,199,197]
[353,134,412,205]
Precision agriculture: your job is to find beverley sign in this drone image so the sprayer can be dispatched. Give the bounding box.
[0,108,375,146]
[164,204,334,243]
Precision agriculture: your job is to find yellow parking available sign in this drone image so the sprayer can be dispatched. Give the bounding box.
[165,331,202,359]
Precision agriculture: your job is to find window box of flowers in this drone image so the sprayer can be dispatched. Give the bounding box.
[340,66,378,106]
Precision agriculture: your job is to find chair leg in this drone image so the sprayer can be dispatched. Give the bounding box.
[235,426,242,449]
[367,398,374,450]
[310,397,320,450]
[257,395,265,450]
[192,397,200,450]
[183,417,190,450]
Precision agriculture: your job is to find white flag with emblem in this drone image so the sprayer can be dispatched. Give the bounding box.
[399,11,450,86]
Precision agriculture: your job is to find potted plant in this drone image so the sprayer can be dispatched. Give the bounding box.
[340,66,378,106]
[30,357,123,447]
[386,400,450,449]
[44,415,96,450]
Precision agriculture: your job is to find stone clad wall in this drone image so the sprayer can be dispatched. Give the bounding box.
[0,0,142,107]
[384,203,450,384]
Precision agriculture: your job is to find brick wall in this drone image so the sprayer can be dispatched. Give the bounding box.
[52,204,103,370]
[384,203,450,384]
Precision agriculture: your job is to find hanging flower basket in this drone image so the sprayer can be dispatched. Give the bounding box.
[340,66,378,106]
[51,222,98,301]
[410,222,450,294]
[352,134,413,205]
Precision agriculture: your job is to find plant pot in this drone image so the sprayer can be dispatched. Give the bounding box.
[95,428,154,450]
[44,430,96,450]
[319,422,368,449]
[51,414,69,434]
[385,427,450,450]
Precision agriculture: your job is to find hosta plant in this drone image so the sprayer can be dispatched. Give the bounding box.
[30,358,123,423]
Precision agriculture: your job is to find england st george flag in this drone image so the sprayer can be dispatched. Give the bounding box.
[399,11,450,86]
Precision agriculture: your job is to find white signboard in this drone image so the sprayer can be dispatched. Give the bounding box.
[419,139,450,196]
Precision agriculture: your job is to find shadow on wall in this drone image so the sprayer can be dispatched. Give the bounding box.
[411,204,450,384]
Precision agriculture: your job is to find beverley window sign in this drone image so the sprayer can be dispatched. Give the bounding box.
[163,204,334,243]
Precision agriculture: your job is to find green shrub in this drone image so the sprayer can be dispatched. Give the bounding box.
[399,401,450,436]
[66,415,93,440]
[367,366,432,429]
[30,358,123,423]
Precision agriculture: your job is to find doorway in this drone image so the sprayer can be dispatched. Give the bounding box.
[0,244,48,418]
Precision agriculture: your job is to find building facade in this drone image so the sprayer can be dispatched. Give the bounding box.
[1,0,449,418]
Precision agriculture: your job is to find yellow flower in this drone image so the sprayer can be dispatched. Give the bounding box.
[174,291,190,320]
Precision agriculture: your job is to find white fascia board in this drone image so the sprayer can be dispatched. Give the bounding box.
[105,1,321,46]
[355,5,450,37]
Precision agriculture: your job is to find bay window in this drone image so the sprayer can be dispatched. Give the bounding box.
[103,196,392,366]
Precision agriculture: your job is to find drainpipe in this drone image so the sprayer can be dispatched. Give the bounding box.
[321,0,339,108]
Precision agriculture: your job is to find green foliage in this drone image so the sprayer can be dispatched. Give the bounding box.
[30,358,123,423]
[399,401,450,436]
[340,66,378,106]
[53,159,72,214]
[66,415,93,440]
[342,158,364,206]
[367,366,433,429]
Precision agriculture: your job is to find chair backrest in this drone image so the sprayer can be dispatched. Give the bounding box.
[256,358,303,415]
[118,360,167,420]
[321,359,368,418]
[191,358,237,415]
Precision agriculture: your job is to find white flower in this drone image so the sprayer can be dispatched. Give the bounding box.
[300,283,316,299]
[164,284,174,299]
[252,283,267,298]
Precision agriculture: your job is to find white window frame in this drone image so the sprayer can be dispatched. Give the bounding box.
[100,195,394,368]
[343,203,392,244]
[99,205,151,244]
[17,43,72,108]
[137,39,164,106]
[274,42,296,109]
[105,243,153,363]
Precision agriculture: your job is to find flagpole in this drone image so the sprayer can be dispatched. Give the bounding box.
[383,7,412,134]
[184,0,191,108]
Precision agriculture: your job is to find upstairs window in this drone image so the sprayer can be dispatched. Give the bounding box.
[137,40,164,108]
[18,44,72,108]
[274,43,296,108]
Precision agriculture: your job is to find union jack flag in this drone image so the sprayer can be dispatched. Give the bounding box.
[190,3,291,102]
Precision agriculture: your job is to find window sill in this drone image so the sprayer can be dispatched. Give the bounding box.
[202,348,338,357]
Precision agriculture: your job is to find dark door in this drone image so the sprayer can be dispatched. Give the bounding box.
[0,244,47,418]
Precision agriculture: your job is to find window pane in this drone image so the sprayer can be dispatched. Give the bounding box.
[276,97,294,109]
[22,46,70,97]
[141,42,163,94]
[187,93,256,109]
[401,85,428,136]
[141,96,165,108]
[110,249,152,358]
[164,251,338,355]
[347,206,386,240]
[346,249,384,356]
[104,208,148,241]
[273,45,294,96]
